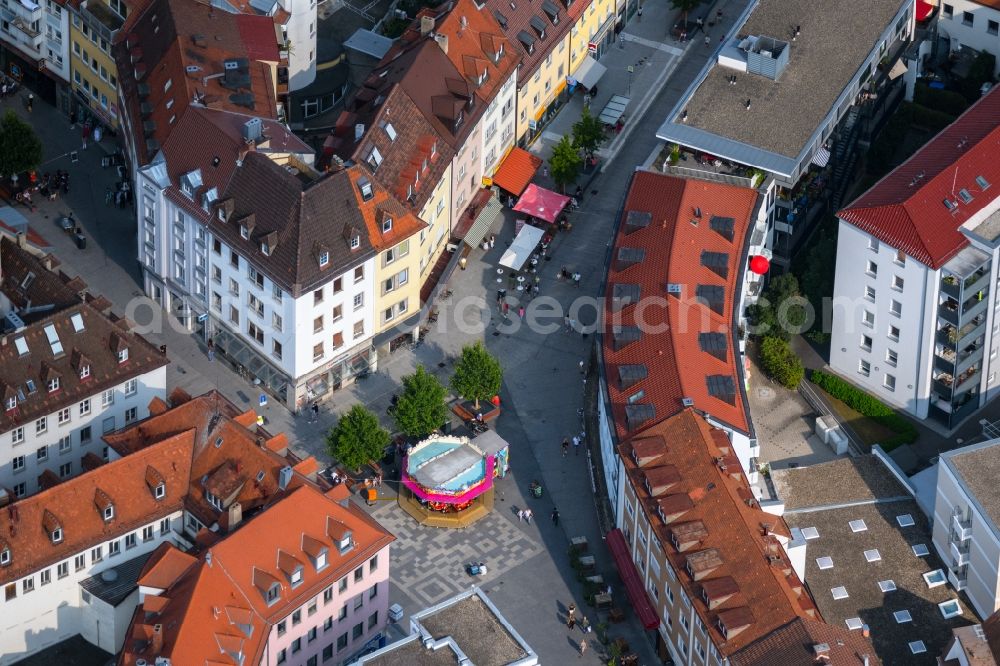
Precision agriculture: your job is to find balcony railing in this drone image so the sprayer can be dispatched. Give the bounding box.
[952,514,972,542]
[951,541,970,567]
[948,568,968,591]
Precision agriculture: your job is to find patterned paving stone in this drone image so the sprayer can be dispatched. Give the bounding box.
[371,502,544,607]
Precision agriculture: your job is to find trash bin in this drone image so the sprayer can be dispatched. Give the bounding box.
[74,233,86,249]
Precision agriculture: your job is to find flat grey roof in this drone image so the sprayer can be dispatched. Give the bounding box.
[659,0,907,167]
[945,439,1000,537]
[418,595,529,666]
[344,28,394,60]
[772,455,907,510]
[361,636,463,665]
[79,551,153,606]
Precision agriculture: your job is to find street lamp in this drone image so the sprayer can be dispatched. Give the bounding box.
[627,65,634,96]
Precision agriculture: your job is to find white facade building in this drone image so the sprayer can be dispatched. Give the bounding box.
[42,0,69,82]
[481,73,517,177]
[933,439,1000,619]
[937,0,1000,77]
[278,0,317,91]
[831,88,1000,431]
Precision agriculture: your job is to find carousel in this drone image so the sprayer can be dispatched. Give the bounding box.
[397,432,510,528]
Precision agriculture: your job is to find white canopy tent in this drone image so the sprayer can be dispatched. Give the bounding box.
[499,224,545,271]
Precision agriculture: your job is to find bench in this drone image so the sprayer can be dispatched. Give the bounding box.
[578,555,596,573]
[571,536,589,552]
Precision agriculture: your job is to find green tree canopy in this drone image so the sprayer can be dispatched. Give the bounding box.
[670,0,704,24]
[0,110,42,179]
[391,365,449,437]
[572,109,604,158]
[451,341,502,410]
[326,405,390,471]
[549,136,582,193]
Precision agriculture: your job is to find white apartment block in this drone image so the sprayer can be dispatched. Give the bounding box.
[831,88,1000,431]
[0,0,68,81]
[933,439,1000,619]
[937,1,1000,77]
[277,0,317,91]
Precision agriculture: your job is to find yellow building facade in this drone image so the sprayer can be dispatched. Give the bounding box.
[516,31,572,144]
[417,163,454,282]
[569,0,617,74]
[68,0,124,128]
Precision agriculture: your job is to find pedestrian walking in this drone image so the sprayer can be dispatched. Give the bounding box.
[562,438,570,457]
[207,338,215,362]
[564,315,571,332]
[489,234,496,248]
[567,603,576,620]
[696,16,704,30]
[502,301,510,318]
[637,4,642,20]
[26,93,33,112]
[579,639,587,658]
[705,35,711,47]
[551,508,560,525]
[542,165,549,178]
[524,508,533,524]
[105,187,113,205]
[579,360,585,374]
[569,318,577,332]
[716,8,723,22]
[568,616,576,629]
[518,509,525,522]
[310,401,320,423]
[573,435,581,455]
[518,306,525,319]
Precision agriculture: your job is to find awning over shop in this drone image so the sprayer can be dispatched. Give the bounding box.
[572,55,607,91]
[464,195,503,248]
[499,223,545,270]
[810,146,831,168]
[888,59,908,80]
[598,94,630,126]
[512,184,571,223]
[606,529,659,630]
[916,0,935,22]
[492,148,542,196]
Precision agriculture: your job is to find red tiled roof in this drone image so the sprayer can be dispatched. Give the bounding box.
[0,432,194,586]
[620,410,812,655]
[492,147,542,196]
[235,14,281,62]
[121,484,395,666]
[480,0,580,80]
[347,164,427,250]
[730,617,880,665]
[603,171,758,440]
[838,87,1000,269]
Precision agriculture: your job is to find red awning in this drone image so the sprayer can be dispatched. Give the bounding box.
[606,528,660,630]
[491,147,542,196]
[512,184,572,223]
[916,0,935,21]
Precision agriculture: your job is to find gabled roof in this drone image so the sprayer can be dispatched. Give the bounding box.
[0,238,168,433]
[347,166,426,250]
[620,410,810,656]
[603,171,758,440]
[0,431,194,586]
[121,484,395,665]
[838,87,1000,269]
[480,0,577,81]
[730,617,879,665]
[114,0,281,167]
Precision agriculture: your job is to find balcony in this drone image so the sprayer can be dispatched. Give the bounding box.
[79,0,122,42]
[952,514,972,542]
[933,377,954,401]
[4,0,41,22]
[938,318,987,349]
[957,346,985,376]
[939,297,989,327]
[948,568,968,591]
[951,541,970,567]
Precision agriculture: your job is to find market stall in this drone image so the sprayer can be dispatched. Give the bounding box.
[598,95,630,126]
[512,184,571,224]
[499,223,545,271]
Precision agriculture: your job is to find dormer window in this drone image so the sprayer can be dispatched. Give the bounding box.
[316,550,327,570]
[455,110,464,130]
[51,527,63,544]
[359,178,374,201]
[179,169,202,199]
[338,533,353,553]
[431,141,438,158]
[261,242,271,256]
[319,251,330,267]
[266,582,280,605]
[118,348,129,364]
[154,482,165,499]
[495,43,504,63]
[382,218,392,233]
[201,187,218,212]
[218,208,227,222]
[47,378,60,393]
[103,505,114,521]
[367,147,383,170]
[0,547,9,566]
[240,225,250,240]
[5,397,14,411]
[290,567,303,587]
[350,235,360,250]
[80,365,91,380]
[478,70,489,86]
[422,157,429,172]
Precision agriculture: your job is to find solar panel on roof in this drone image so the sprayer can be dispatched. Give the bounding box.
[698,333,727,361]
[706,375,736,404]
[695,285,725,314]
[700,251,729,278]
[709,216,735,242]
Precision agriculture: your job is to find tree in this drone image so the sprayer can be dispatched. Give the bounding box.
[572,109,604,159]
[326,405,390,471]
[670,0,704,26]
[549,136,582,193]
[391,365,448,437]
[0,110,42,180]
[758,336,804,390]
[451,341,502,411]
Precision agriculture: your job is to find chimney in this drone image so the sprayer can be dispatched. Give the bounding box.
[151,623,163,653]
[420,15,435,35]
[861,624,870,638]
[460,15,468,30]
[15,231,25,248]
[436,33,449,54]
[227,501,243,531]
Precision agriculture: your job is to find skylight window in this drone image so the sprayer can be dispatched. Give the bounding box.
[977,175,990,190]
[70,313,85,332]
[382,122,397,141]
[14,337,27,356]
[924,569,946,588]
[939,599,962,619]
[849,519,868,533]
[944,198,958,211]
[801,527,820,540]
[816,556,833,570]
[845,618,863,630]
[878,580,896,592]
[896,514,915,527]
[958,188,974,204]
[864,549,881,562]
[831,586,849,600]
[893,610,912,624]
[44,324,64,356]
[909,641,926,654]
[912,544,930,557]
